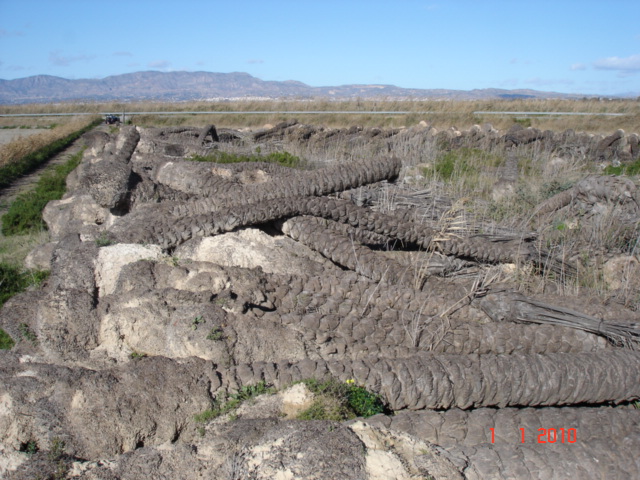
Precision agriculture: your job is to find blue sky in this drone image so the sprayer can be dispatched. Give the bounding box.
[0,0,639,96]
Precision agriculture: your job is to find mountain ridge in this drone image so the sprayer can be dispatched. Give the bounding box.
[0,70,604,104]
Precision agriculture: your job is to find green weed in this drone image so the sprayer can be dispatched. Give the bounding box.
[206,326,224,341]
[603,165,624,175]
[0,328,14,349]
[21,440,38,455]
[48,437,65,462]
[19,322,37,343]
[513,117,532,128]
[0,262,49,308]
[541,179,574,199]
[296,378,388,421]
[604,159,640,176]
[194,381,274,423]
[191,315,205,330]
[95,232,115,247]
[435,148,504,180]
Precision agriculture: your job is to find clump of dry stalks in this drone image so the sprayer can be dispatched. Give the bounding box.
[0,116,98,167]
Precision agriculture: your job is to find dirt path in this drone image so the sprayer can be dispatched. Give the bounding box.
[0,125,103,219]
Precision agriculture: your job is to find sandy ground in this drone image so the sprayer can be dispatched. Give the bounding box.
[0,128,44,146]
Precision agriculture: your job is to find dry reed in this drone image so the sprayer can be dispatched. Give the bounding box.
[0,116,98,167]
[1,99,638,133]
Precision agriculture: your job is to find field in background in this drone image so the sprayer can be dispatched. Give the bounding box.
[1,98,639,133]
[0,116,99,168]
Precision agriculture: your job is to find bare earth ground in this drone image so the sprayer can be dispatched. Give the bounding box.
[0,120,639,479]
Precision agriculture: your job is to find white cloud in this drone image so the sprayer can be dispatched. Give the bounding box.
[0,28,24,37]
[524,77,574,88]
[497,78,519,87]
[593,54,640,72]
[570,63,587,71]
[148,60,171,69]
[49,51,96,67]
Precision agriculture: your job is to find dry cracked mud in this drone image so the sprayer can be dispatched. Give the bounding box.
[1,121,639,479]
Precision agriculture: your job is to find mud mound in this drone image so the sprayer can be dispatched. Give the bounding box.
[1,124,639,479]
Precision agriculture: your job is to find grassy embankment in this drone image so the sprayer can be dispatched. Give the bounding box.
[1,98,638,133]
[0,117,100,348]
[0,116,101,188]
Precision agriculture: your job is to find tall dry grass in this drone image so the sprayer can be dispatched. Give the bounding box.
[1,99,638,133]
[0,116,98,168]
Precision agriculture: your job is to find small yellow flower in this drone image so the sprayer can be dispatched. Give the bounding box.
[345,379,355,385]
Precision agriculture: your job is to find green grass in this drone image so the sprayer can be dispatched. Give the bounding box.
[0,118,100,190]
[430,148,505,181]
[0,328,14,349]
[2,147,85,236]
[189,150,303,168]
[0,262,48,349]
[296,378,388,421]
[604,158,640,176]
[0,262,49,307]
[193,378,386,425]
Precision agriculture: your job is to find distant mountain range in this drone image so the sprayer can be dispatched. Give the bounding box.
[0,71,602,104]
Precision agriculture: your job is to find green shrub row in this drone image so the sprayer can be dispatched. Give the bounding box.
[2,147,85,236]
[193,378,388,426]
[603,158,640,176]
[296,378,388,420]
[189,150,303,168]
[0,118,100,190]
[425,148,505,182]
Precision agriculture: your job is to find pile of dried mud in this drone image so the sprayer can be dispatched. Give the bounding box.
[1,122,639,479]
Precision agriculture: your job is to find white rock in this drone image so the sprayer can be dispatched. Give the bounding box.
[603,255,640,291]
[94,243,165,297]
[174,228,336,276]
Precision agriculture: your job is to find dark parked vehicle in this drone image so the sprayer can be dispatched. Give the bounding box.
[105,114,120,125]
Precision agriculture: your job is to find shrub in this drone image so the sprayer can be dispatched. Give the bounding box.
[296,378,388,420]
[206,326,224,341]
[0,262,49,308]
